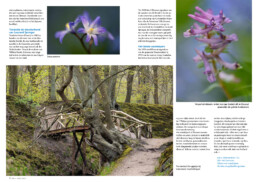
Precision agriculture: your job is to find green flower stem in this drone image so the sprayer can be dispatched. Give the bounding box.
[211,59,232,100]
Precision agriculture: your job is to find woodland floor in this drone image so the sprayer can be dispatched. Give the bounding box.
[6,96,172,176]
[110,136,173,176]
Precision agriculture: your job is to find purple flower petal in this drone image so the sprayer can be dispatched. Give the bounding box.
[195,37,223,44]
[227,34,238,41]
[224,17,232,24]
[107,32,114,40]
[188,14,210,25]
[92,34,98,46]
[183,30,192,38]
[201,52,216,83]
[207,9,213,15]
[184,26,213,37]
[86,34,91,42]
[91,16,101,28]
[77,28,86,34]
[195,6,214,19]
[55,30,69,43]
[93,26,107,34]
[193,55,202,62]
[215,56,240,70]
[81,16,90,30]
[193,23,201,29]
[82,11,91,24]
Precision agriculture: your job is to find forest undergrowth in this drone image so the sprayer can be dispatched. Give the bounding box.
[6,95,172,176]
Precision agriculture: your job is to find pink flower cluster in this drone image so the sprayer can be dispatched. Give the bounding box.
[184,6,239,83]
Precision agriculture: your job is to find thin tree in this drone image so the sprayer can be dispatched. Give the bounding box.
[9,66,18,95]
[125,67,135,103]
[153,66,159,104]
[50,66,56,100]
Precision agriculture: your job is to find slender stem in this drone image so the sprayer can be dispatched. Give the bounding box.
[211,60,232,100]
[73,33,91,54]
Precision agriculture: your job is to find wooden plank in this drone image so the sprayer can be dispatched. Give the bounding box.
[46,125,90,135]
[111,110,147,124]
[57,120,65,128]
[120,123,136,132]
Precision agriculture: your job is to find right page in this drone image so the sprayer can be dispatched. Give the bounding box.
[175,0,257,180]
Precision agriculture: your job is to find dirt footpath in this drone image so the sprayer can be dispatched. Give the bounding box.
[110,136,172,176]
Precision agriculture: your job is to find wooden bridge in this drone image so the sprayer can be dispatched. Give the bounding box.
[35,106,152,175]
[36,107,152,139]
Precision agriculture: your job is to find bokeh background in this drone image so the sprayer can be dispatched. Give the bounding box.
[47,6,120,54]
[176,0,252,102]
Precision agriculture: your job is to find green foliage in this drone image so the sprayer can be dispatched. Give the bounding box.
[155,144,173,176]
[6,96,64,176]
[118,102,173,138]
[197,61,204,68]
[202,83,220,94]
[204,46,213,53]
[14,96,40,109]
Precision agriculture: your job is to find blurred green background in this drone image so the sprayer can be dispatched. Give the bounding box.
[47,6,120,54]
[176,0,252,102]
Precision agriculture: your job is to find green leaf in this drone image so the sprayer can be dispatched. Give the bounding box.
[202,83,220,94]
[227,96,252,102]
[197,62,204,68]
[204,46,213,53]
[222,48,229,53]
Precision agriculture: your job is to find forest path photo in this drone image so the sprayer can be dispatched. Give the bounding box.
[110,136,173,176]
[6,65,173,176]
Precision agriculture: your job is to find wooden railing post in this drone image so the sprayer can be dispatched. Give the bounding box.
[72,132,76,175]
[138,126,142,140]
[134,126,138,139]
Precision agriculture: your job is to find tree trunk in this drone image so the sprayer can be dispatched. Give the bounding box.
[73,66,88,101]
[9,66,18,95]
[125,67,135,103]
[109,66,118,107]
[143,66,150,104]
[94,66,115,130]
[153,66,159,104]
[73,84,80,100]
[50,66,56,100]
[27,66,37,89]
[57,66,74,104]
[170,67,173,105]
[57,66,129,162]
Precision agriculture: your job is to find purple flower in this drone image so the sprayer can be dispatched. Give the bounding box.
[55,18,80,43]
[77,12,114,46]
[196,50,216,83]
[215,56,240,70]
[184,23,213,37]
[188,6,232,32]
[195,33,238,49]
[185,7,240,83]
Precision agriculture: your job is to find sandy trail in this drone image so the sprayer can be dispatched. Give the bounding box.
[110,136,172,176]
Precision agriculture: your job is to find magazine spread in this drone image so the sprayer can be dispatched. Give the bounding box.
[1,0,257,182]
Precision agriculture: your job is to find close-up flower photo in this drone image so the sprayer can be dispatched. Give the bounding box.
[176,0,252,102]
[47,6,120,54]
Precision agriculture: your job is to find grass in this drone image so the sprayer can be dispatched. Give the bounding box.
[6,95,63,176]
[155,144,173,176]
[118,102,173,137]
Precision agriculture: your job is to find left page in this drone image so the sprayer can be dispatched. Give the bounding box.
[1,0,174,181]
